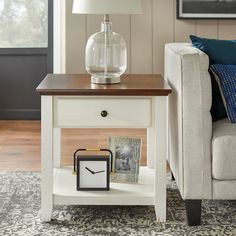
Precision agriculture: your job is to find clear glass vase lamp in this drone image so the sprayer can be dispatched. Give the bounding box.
[72,0,142,84]
[86,14,127,84]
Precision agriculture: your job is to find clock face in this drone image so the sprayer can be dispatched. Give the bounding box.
[77,157,109,190]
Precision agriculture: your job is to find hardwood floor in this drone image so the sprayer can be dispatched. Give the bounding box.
[0,121,41,171]
[0,121,147,171]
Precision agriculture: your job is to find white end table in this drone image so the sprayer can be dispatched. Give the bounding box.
[36,74,172,222]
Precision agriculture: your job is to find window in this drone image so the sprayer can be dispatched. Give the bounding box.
[0,0,48,48]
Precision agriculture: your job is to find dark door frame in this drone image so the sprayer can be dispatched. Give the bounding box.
[0,0,53,119]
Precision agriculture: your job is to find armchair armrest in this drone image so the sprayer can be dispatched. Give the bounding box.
[165,43,212,199]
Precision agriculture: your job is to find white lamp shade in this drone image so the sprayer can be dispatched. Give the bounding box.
[72,0,142,15]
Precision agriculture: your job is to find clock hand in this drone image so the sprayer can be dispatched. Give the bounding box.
[94,170,105,174]
[85,167,95,174]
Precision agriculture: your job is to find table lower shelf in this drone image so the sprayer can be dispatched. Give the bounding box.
[53,166,155,205]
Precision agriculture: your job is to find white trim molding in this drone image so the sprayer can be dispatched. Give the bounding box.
[54,0,66,73]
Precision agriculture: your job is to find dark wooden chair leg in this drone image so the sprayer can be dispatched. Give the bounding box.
[171,172,175,181]
[185,200,202,226]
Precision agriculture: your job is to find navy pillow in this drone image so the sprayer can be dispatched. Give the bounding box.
[190,35,236,65]
[209,70,228,121]
[210,64,236,123]
[189,35,236,121]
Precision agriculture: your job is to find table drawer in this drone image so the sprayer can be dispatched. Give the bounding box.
[54,97,151,128]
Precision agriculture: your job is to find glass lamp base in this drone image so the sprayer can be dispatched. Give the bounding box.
[91,76,120,84]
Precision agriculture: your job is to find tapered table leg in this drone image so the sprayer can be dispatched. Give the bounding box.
[154,96,168,222]
[53,128,61,168]
[41,96,54,222]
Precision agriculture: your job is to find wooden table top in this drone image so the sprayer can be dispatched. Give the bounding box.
[36,74,172,96]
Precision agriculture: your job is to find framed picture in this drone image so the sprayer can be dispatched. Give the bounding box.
[177,0,236,19]
[109,136,141,183]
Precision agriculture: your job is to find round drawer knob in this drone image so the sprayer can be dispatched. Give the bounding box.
[101,110,108,117]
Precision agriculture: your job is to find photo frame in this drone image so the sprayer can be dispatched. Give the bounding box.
[108,136,141,183]
[177,0,236,19]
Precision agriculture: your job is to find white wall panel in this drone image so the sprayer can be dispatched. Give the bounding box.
[174,0,196,43]
[218,20,236,40]
[131,0,153,74]
[87,15,103,37]
[153,0,174,75]
[66,0,86,73]
[174,20,196,43]
[196,20,218,39]
[66,0,236,76]
[112,15,131,73]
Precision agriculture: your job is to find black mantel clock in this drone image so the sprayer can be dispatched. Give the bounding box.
[73,148,113,191]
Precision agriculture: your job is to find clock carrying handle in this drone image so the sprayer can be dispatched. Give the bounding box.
[73,148,113,175]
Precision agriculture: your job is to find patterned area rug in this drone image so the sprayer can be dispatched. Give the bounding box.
[0,172,235,236]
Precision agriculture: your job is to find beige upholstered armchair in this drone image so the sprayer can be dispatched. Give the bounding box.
[165,43,236,225]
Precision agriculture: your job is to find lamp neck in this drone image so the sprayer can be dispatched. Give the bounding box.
[101,14,112,33]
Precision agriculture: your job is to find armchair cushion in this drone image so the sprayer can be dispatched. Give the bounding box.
[212,118,236,180]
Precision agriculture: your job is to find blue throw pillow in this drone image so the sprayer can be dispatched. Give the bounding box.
[210,64,236,123]
[209,69,228,121]
[189,35,236,121]
[190,35,236,65]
